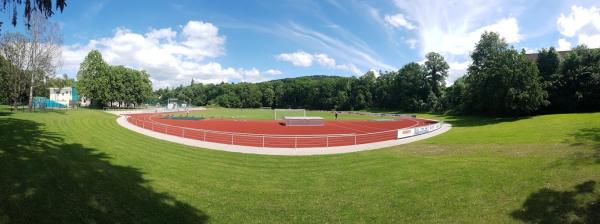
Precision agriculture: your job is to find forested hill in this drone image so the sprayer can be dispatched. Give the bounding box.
[153,74,377,111]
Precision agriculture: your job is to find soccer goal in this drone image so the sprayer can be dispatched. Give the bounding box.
[274,109,306,120]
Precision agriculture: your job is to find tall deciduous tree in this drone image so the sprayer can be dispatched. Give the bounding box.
[424,52,449,99]
[0,32,28,109]
[554,45,600,112]
[77,50,110,107]
[25,11,62,111]
[77,50,152,107]
[465,32,547,116]
[396,62,429,111]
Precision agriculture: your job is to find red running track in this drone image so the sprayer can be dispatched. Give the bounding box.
[126,112,436,148]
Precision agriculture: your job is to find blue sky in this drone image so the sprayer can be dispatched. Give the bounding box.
[4,0,600,89]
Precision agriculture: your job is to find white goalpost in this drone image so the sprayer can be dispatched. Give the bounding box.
[274,109,306,120]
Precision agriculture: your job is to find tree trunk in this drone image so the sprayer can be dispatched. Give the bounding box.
[28,75,33,112]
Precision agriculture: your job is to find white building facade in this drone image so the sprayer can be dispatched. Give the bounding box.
[48,87,90,107]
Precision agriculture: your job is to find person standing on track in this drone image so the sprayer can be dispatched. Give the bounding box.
[335,112,338,120]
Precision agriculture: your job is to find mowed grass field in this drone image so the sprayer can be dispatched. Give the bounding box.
[1,106,599,223]
[180,107,386,120]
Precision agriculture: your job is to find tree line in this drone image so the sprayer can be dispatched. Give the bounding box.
[446,32,600,115]
[76,50,153,108]
[154,51,449,112]
[156,31,599,116]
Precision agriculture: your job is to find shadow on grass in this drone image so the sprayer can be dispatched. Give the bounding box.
[569,128,600,163]
[0,117,208,223]
[511,181,600,223]
[0,111,12,116]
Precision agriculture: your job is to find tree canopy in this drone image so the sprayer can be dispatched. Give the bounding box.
[464,32,547,115]
[77,50,152,107]
[553,46,600,112]
[1,0,66,29]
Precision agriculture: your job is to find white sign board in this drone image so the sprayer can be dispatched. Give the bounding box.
[397,128,415,138]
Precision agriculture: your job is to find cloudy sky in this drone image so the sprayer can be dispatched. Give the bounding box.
[4,0,600,89]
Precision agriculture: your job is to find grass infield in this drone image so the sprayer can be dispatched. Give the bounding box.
[0,106,599,223]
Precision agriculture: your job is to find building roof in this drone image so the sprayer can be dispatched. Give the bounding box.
[525,50,571,62]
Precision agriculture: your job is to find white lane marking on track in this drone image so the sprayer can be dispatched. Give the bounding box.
[332,121,389,132]
[406,118,420,128]
[327,122,370,134]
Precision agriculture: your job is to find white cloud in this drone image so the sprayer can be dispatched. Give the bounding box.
[557,6,600,48]
[281,23,394,71]
[405,38,417,49]
[275,51,314,67]
[557,6,600,37]
[265,69,282,75]
[391,0,523,84]
[276,51,361,74]
[314,53,336,67]
[336,63,361,74]
[578,33,600,48]
[61,21,278,88]
[447,60,470,84]
[557,38,572,51]
[384,13,416,30]
[419,17,520,57]
[146,28,176,42]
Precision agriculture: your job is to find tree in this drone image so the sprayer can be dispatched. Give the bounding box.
[440,76,468,113]
[535,47,561,112]
[1,0,66,29]
[77,50,110,107]
[0,32,29,109]
[553,45,600,112]
[0,54,18,105]
[373,71,395,108]
[536,47,560,83]
[261,85,275,108]
[351,71,376,110]
[423,52,449,99]
[25,11,62,111]
[465,32,547,115]
[396,62,429,111]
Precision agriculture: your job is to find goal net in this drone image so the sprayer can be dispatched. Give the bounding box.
[274,109,306,120]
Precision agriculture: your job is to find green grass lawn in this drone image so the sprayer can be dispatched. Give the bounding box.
[179,107,388,120]
[1,106,599,223]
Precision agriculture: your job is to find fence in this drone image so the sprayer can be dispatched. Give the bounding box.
[126,115,443,148]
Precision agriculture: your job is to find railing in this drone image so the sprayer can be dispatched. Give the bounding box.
[126,114,442,148]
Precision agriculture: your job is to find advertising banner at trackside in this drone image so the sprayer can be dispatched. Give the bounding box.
[397,122,443,139]
[397,128,414,138]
